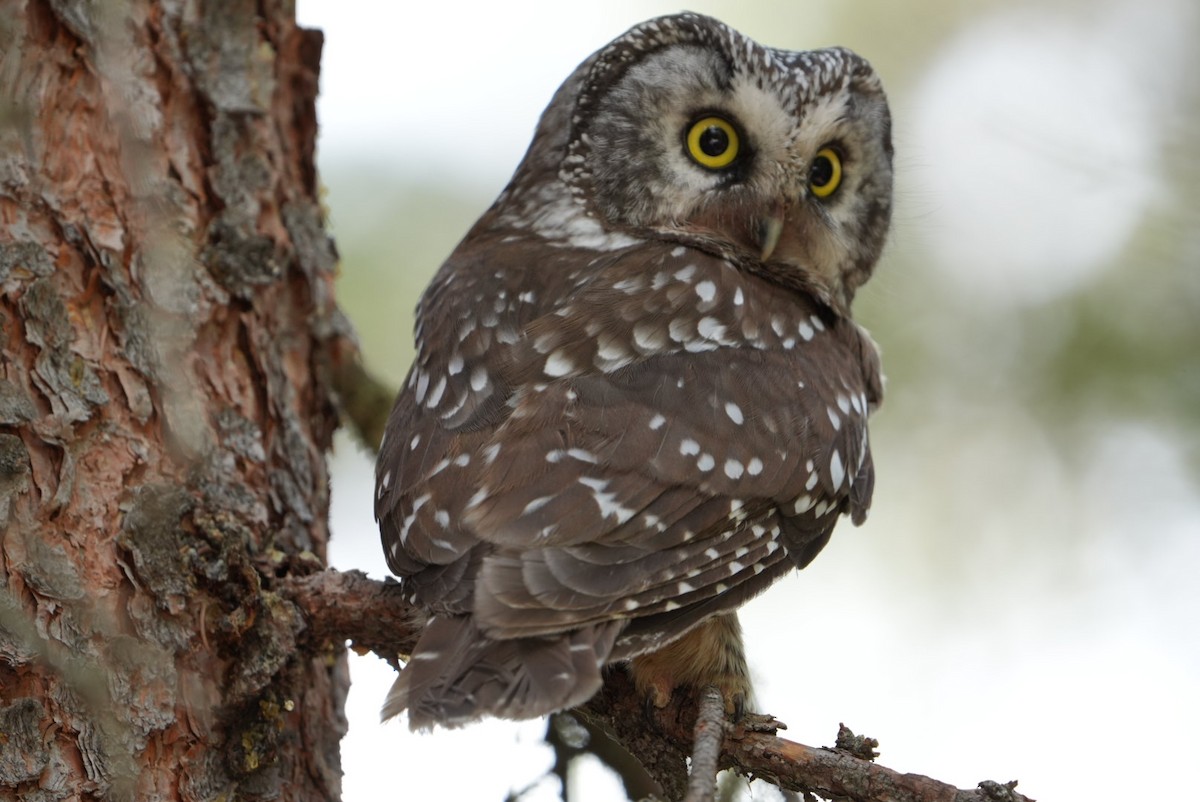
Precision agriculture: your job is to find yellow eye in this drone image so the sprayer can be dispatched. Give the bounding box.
[686,116,740,169]
[809,147,843,198]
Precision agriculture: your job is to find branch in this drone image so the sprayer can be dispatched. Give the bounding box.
[683,685,727,802]
[577,660,1036,802]
[330,350,395,451]
[282,569,423,663]
[285,570,1035,802]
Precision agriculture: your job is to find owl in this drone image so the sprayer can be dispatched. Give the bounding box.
[375,12,892,730]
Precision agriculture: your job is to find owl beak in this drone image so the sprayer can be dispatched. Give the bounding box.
[758,215,784,261]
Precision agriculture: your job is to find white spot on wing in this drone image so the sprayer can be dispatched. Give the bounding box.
[578,476,635,523]
[830,450,845,491]
[522,496,554,516]
[426,375,447,408]
[544,349,575,377]
[467,487,489,510]
[633,322,667,352]
[674,264,696,282]
[697,316,727,342]
[724,402,744,425]
[668,317,692,343]
[680,438,700,456]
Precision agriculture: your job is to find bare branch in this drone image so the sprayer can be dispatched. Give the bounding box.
[683,685,727,802]
[286,569,1035,802]
[331,353,396,451]
[282,569,423,664]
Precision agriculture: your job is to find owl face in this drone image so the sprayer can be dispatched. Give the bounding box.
[497,14,893,313]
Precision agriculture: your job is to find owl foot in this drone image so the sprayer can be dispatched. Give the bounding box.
[630,613,755,723]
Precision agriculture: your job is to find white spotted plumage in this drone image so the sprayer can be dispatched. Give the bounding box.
[375,11,892,730]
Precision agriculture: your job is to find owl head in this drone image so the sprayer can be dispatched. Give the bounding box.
[491,12,893,315]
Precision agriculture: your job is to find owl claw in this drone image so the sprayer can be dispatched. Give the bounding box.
[731,692,746,723]
[641,691,661,723]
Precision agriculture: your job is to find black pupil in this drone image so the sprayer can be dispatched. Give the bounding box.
[699,125,729,157]
[810,156,834,187]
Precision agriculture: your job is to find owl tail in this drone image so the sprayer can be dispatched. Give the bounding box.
[382,615,623,730]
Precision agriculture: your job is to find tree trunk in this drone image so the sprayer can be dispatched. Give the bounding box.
[0,1,347,799]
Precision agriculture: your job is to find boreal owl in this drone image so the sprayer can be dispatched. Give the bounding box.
[375,12,892,729]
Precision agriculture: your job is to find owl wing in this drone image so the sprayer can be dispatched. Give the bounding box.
[375,237,623,608]
[468,327,879,649]
[400,242,878,645]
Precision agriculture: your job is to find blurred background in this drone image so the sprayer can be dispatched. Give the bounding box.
[295,0,1200,799]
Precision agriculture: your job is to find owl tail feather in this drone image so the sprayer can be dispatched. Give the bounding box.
[382,615,623,730]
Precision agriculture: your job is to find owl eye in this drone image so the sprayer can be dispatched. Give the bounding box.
[808,147,843,198]
[686,116,740,169]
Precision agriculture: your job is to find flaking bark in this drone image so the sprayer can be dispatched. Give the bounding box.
[0,0,348,799]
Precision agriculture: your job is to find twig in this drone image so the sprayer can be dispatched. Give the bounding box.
[683,685,727,802]
[285,569,1036,802]
[330,350,395,451]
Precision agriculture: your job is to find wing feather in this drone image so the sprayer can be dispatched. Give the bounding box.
[376,237,883,724]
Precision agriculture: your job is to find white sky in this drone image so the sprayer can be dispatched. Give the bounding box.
[299,1,1199,800]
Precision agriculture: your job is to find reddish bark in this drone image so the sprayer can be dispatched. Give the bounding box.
[0,1,347,799]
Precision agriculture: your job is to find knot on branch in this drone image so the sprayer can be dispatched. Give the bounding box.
[834,722,879,761]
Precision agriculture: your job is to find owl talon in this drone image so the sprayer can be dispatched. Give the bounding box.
[641,690,663,723]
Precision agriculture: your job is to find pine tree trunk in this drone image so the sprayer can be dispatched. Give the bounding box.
[1,1,347,799]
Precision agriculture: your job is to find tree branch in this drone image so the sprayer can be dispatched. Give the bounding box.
[330,351,395,451]
[285,569,1035,802]
[683,685,727,802]
[282,569,423,664]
